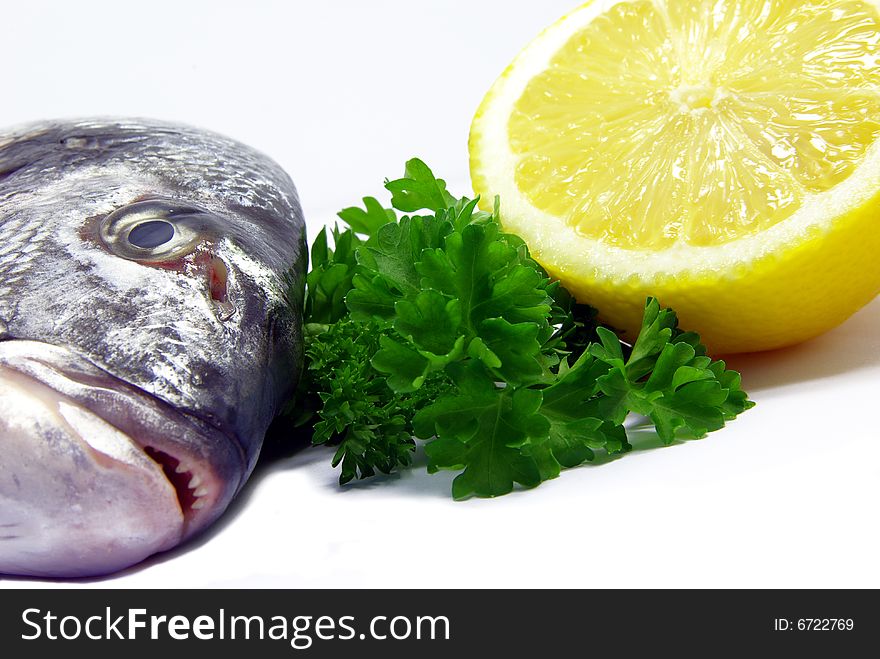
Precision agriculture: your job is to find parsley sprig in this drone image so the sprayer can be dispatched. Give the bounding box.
[288,160,753,499]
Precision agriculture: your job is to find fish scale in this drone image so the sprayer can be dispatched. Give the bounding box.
[0,213,48,322]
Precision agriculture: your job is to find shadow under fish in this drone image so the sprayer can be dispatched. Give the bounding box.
[0,118,305,577]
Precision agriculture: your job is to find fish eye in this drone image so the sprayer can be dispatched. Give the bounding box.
[100,200,214,262]
[128,220,175,249]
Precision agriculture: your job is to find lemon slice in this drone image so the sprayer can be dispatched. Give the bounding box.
[470,0,880,353]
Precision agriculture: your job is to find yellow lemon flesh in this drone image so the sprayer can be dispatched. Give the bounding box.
[470,0,880,353]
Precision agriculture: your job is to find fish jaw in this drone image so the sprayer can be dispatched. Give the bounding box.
[0,368,184,577]
[0,340,246,577]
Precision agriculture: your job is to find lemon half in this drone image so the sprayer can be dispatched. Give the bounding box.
[470,0,880,353]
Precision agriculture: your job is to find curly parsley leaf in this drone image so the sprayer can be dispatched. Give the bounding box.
[303,226,362,325]
[385,158,457,212]
[337,196,395,237]
[591,298,755,444]
[286,159,754,498]
[414,364,548,499]
[299,317,453,483]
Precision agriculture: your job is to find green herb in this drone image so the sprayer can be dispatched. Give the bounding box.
[287,159,753,499]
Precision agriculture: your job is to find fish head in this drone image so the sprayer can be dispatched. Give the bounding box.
[0,119,305,577]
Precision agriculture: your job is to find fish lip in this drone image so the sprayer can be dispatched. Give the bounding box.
[0,339,246,541]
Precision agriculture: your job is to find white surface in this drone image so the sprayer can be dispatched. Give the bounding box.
[1,0,879,589]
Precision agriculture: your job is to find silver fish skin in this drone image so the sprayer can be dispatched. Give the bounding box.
[0,118,305,577]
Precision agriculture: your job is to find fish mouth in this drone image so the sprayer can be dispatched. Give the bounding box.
[0,339,245,577]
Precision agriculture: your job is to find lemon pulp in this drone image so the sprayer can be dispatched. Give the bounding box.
[511,0,880,249]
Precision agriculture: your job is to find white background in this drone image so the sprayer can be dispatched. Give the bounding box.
[1,0,879,588]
